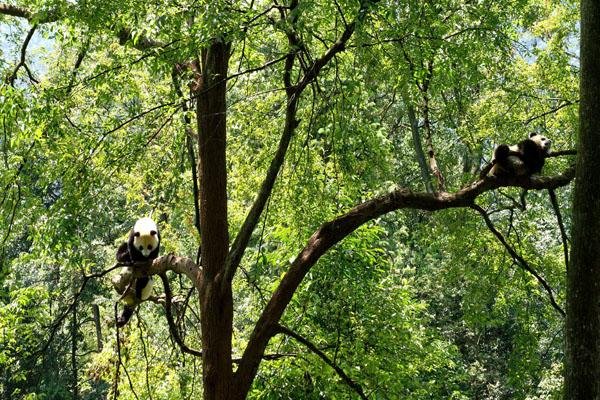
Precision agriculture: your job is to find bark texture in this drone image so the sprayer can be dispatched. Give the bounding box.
[195,39,233,400]
[564,0,600,398]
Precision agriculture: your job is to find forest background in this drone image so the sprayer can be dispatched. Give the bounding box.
[0,0,593,399]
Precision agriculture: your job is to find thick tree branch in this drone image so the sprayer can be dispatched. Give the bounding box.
[0,3,61,22]
[275,324,368,400]
[150,254,203,289]
[0,3,31,19]
[233,166,575,393]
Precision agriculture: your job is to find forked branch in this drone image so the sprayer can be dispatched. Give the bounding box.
[275,324,368,400]
[224,0,380,286]
[471,204,565,317]
[233,165,575,394]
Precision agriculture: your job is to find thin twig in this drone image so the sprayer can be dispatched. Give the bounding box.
[275,324,368,400]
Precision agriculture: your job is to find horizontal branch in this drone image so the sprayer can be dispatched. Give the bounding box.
[0,3,31,19]
[234,165,575,392]
[120,254,203,290]
[547,149,577,158]
[0,3,61,22]
[0,3,165,51]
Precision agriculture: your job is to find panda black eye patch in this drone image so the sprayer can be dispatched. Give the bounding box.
[147,245,152,250]
[139,246,143,250]
[134,232,141,237]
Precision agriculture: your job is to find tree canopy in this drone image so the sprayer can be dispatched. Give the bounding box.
[0,0,582,399]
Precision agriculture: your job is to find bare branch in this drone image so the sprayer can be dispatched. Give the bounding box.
[158,273,203,357]
[547,149,577,157]
[548,188,569,270]
[276,324,368,400]
[41,264,124,353]
[524,100,579,125]
[150,254,203,289]
[6,25,38,86]
[471,204,565,317]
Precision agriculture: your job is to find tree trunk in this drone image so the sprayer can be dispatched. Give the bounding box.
[404,98,434,193]
[195,39,233,400]
[71,302,78,400]
[564,0,600,398]
[92,304,102,351]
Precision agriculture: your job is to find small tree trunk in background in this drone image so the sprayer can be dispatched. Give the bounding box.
[404,97,434,193]
[92,304,102,351]
[71,303,78,400]
[564,0,600,398]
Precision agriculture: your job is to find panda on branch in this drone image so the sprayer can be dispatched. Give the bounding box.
[489,132,552,177]
[113,217,160,327]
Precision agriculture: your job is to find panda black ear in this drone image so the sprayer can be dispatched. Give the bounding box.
[529,132,537,138]
[134,232,140,237]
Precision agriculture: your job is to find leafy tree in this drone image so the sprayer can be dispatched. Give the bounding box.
[0,0,579,399]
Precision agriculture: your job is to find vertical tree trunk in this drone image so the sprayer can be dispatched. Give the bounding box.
[92,304,102,351]
[195,39,233,400]
[404,99,434,193]
[71,303,78,400]
[564,0,600,398]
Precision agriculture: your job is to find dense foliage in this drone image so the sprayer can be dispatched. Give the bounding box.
[0,0,578,398]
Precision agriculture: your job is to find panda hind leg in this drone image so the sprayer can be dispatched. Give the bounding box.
[117,305,135,327]
[135,276,151,300]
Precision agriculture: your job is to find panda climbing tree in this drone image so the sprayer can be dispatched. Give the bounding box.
[112,217,160,327]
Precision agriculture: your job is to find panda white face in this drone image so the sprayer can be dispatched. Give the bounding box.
[133,217,159,257]
[529,132,552,153]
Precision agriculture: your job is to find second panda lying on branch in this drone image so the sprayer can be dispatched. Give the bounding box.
[113,217,160,327]
[484,132,552,178]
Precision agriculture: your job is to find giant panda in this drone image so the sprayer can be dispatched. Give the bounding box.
[114,217,160,327]
[489,132,552,177]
